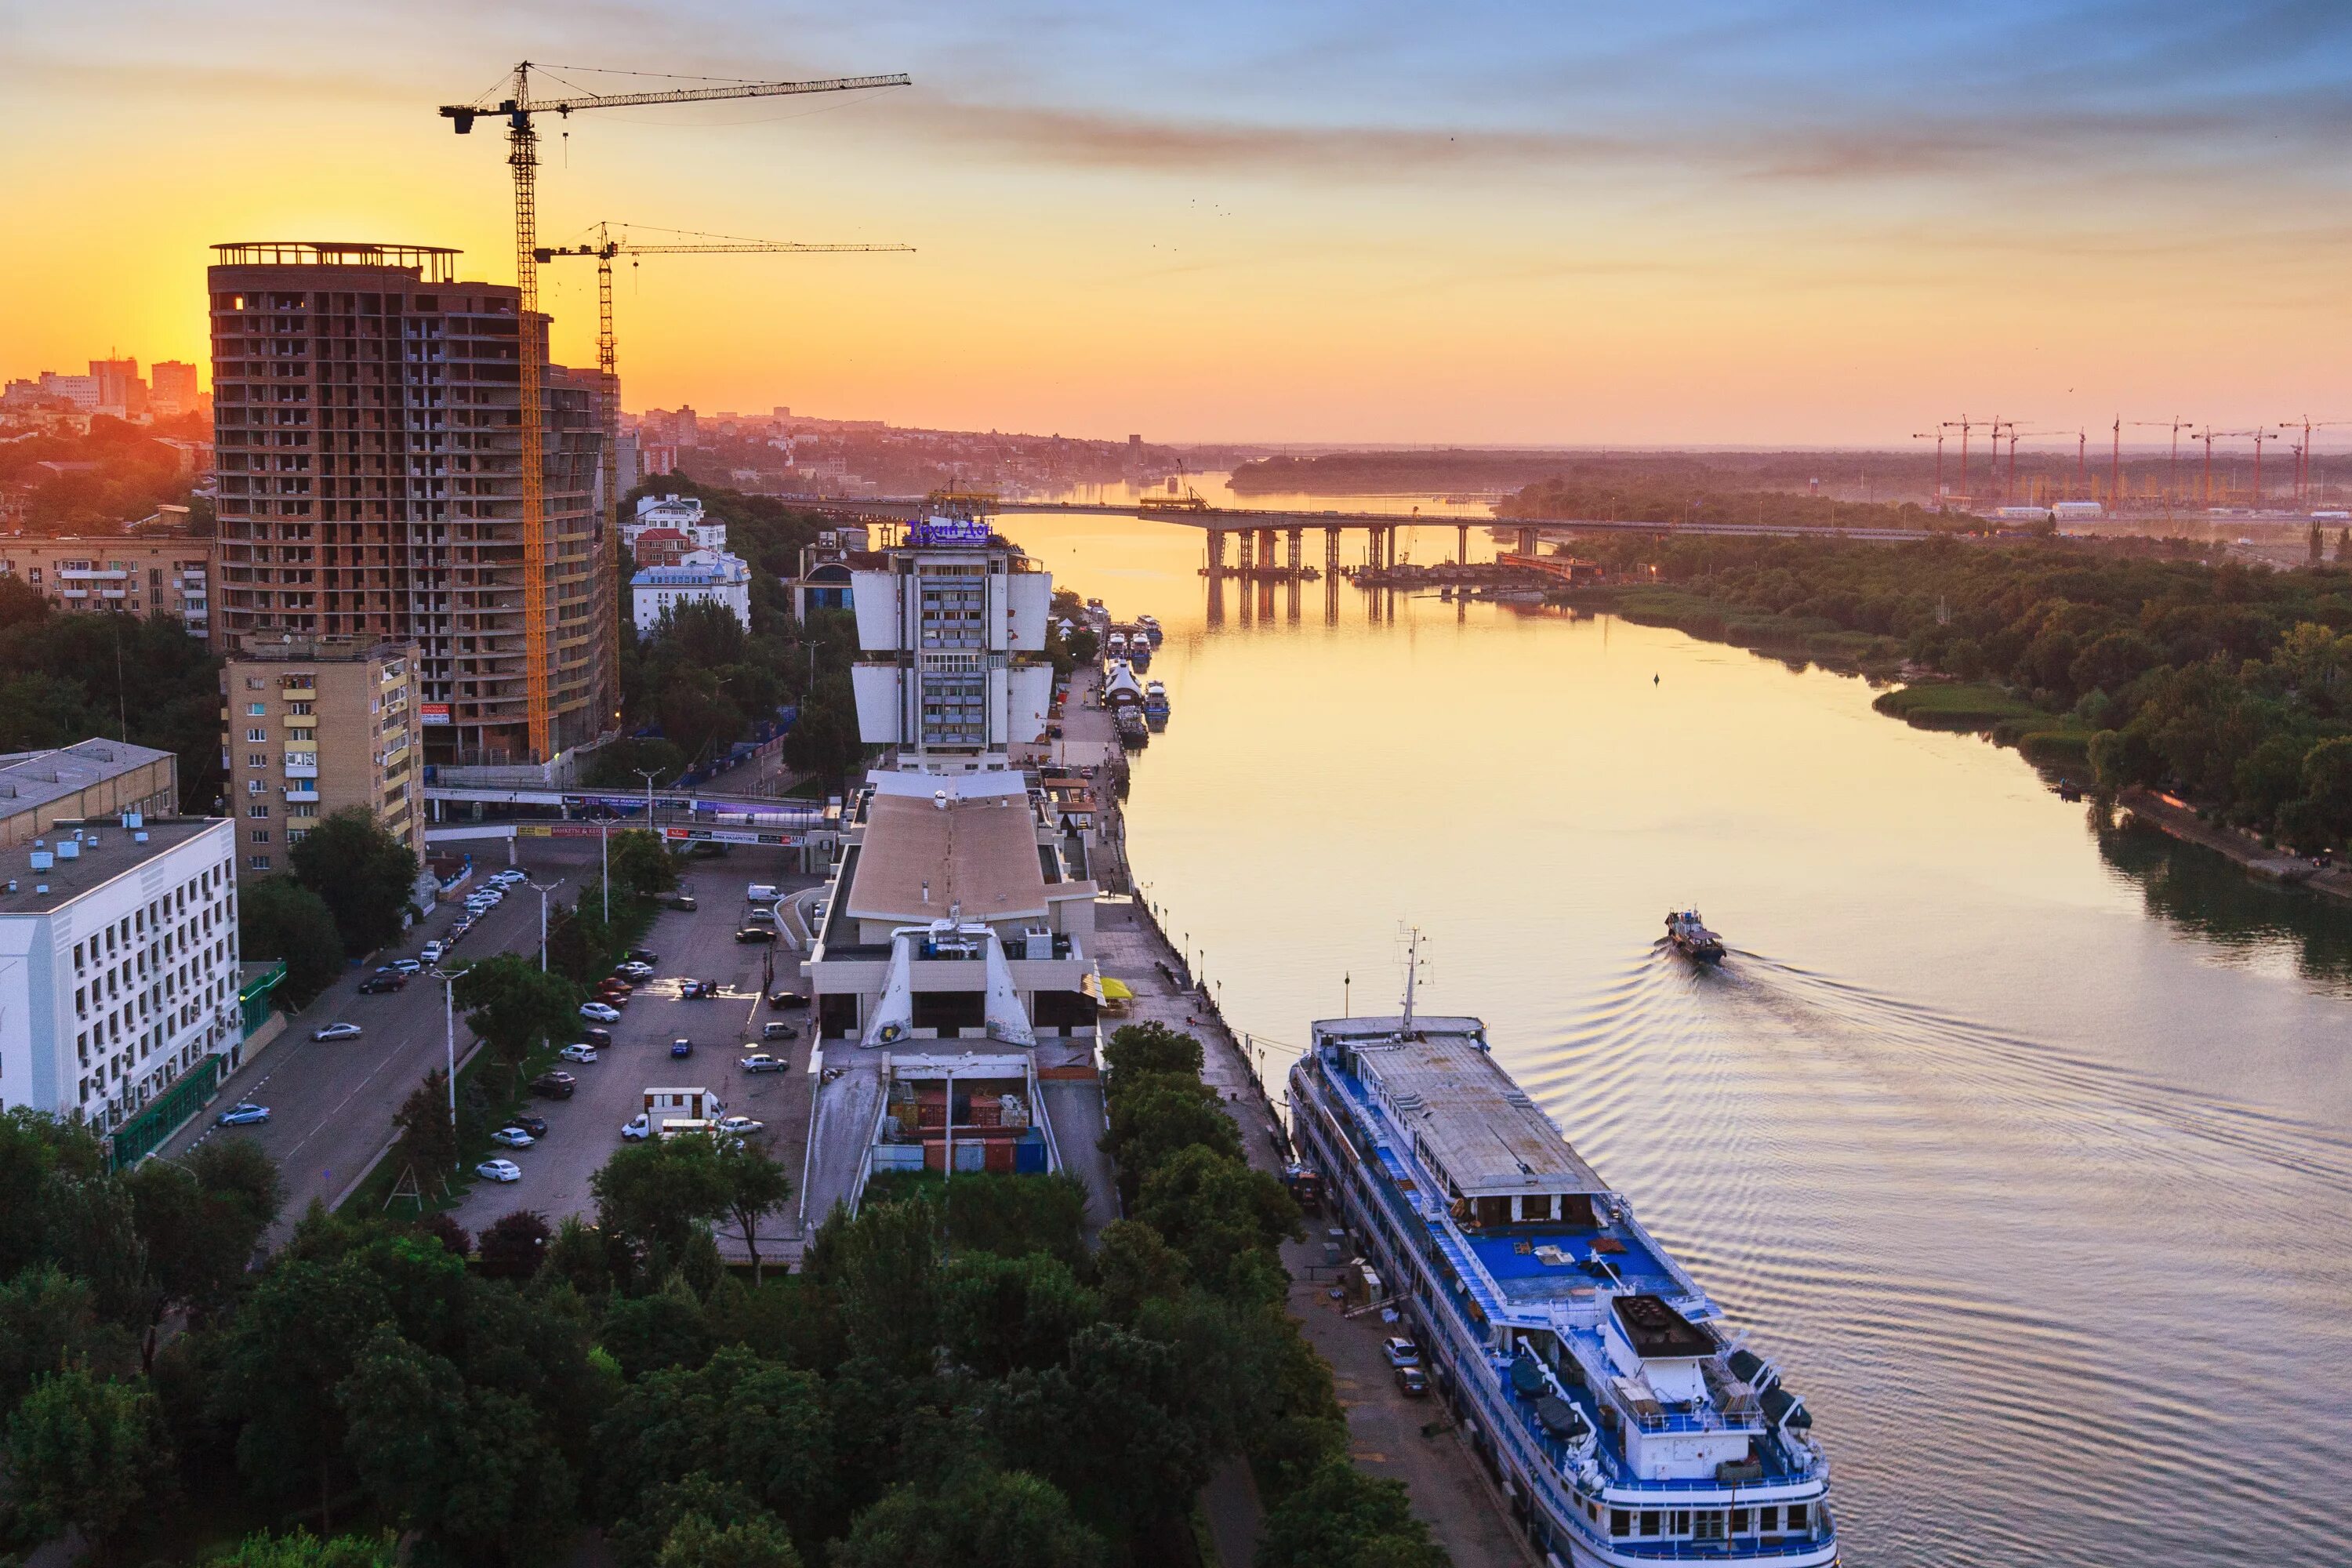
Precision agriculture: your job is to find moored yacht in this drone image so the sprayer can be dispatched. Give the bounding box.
[1288,993,1835,1566]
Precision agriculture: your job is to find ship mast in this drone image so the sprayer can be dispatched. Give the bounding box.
[1400,925,1423,1034]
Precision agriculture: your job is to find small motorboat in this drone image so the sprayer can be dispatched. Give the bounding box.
[1664,909,1725,964]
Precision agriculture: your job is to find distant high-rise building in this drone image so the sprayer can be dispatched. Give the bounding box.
[207,241,611,768]
[89,358,146,419]
[38,372,99,410]
[150,361,200,416]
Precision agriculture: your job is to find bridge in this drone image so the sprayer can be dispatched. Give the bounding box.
[776,492,1937,574]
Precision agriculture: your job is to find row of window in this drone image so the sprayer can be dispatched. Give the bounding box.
[1604,1502,1808,1539]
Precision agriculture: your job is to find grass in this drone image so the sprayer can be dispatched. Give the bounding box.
[1871,681,2045,728]
[1575,586,1907,674]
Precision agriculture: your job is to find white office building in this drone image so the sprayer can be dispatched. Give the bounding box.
[623,493,728,557]
[631,551,753,633]
[0,815,240,1147]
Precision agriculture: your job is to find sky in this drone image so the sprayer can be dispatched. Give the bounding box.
[2,0,2348,446]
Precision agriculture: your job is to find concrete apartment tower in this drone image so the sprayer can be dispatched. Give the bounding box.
[207,241,612,770]
[219,638,425,879]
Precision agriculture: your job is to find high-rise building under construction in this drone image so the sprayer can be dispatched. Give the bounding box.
[207,241,612,768]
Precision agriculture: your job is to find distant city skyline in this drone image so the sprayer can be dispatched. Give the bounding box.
[4,2,2347,446]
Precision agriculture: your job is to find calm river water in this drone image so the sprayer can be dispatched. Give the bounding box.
[1007,508,2352,1567]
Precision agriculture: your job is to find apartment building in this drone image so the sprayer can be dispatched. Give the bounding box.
[0,536,212,639]
[208,241,610,769]
[0,810,239,1148]
[220,637,423,876]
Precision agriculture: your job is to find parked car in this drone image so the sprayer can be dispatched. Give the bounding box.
[739,1053,788,1074]
[492,869,526,887]
[358,975,405,995]
[579,1002,621,1023]
[558,1043,599,1064]
[420,940,445,964]
[761,1021,797,1041]
[735,927,778,945]
[529,1073,577,1100]
[681,979,720,999]
[626,949,658,964]
[390,959,422,975]
[594,978,633,996]
[668,892,698,911]
[1381,1337,1421,1368]
[670,1037,694,1059]
[714,1116,766,1137]
[615,960,655,981]
[1395,1365,1430,1398]
[768,990,808,1011]
[501,1115,548,1138]
[216,1102,270,1127]
[621,1113,653,1142]
[582,1026,615,1049]
[312,1022,363,1041]
[744,909,777,927]
[489,1126,535,1149]
[476,1159,522,1184]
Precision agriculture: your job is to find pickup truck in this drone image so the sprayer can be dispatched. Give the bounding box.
[739,1053,789,1074]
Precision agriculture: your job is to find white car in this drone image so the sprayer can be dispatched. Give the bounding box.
[714,1116,766,1138]
[475,1158,522,1183]
[312,1022,363,1041]
[558,1043,598,1064]
[492,869,526,887]
[489,1126,534,1149]
[420,941,445,964]
[621,1113,653,1141]
[579,1001,621,1024]
[390,959,422,975]
[615,961,655,981]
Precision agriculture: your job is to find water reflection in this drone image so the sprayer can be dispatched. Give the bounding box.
[2100,818,2352,994]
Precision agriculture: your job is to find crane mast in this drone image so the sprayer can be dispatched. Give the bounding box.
[440,61,910,760]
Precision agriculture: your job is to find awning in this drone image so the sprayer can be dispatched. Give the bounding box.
[1082,974,1134,1001]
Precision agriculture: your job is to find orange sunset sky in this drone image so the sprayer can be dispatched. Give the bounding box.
[3,1,2347,446]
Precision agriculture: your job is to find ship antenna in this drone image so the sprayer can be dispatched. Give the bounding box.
[1400,925,1422,1034]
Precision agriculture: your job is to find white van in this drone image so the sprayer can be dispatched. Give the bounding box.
[746,883,779,902]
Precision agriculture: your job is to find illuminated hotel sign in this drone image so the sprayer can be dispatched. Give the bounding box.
[910,517,991,547]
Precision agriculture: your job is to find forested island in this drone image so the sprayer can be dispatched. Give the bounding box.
[1555,528,2352,853]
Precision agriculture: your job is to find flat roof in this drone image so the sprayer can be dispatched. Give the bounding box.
[1317,1016,1610,1198]
[0,740,175,822]
[0,818,226,916]
[845,791,1049,924]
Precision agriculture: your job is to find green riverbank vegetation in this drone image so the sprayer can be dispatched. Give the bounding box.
[0,1021,1444,1568]
[1553,531,2352,850]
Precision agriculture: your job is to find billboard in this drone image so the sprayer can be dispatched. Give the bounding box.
[662,826,802,848]
[419,702,452,725]
[909,517,992,547]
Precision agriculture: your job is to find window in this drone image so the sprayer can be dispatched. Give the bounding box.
[1639,1512,1661,1538]
[249,855,270,871]
[247,753,267,768]
[247,702,266,717]
[247,804,270,818]
[1610,1511,1630,1539]
[246,779,264,795]
[1694,1512,1725,1541]
[1785,1504,1807,1533]
[245,728,267,743]
[1760,1507,1780,1533]
[1730,1508,1751,1534]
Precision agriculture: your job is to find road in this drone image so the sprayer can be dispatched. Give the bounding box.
[445,861,821,1254]
[165,837,815,1246]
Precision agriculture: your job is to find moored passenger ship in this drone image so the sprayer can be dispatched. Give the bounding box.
[1289,1014,1836,1566]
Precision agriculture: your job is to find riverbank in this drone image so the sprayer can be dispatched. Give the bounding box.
[2117,787,2352,902]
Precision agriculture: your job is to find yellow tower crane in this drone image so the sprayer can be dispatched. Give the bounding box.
[535,223,914,710]
[438,61,909,760]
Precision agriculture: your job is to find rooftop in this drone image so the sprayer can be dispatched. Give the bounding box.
[632,555,748,586]
[1316,1016,1610,1198]
[845,791,1049,925]
[0,818,226,916]
[0,740,175,822]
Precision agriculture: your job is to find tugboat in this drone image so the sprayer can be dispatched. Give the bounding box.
[1664,909,1726,964]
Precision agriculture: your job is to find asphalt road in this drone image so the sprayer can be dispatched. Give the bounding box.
[445,861,820,1249]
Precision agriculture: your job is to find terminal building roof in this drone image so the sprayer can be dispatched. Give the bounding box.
[845,789,1050,925]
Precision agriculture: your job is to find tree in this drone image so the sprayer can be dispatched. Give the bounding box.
[1255,1457,1449,1568]
[0,1108,107,1280]
[1133,1145,1301,1301]
[584,735,688,791]
[212,1256,395,1525]
[936,1252,1098,1379]
[125,1138,282,1316]
[289,807,419,957]
[1102,1076,1244,1203]
[477,1210,554,1282]
[833,1469,1104,1568]
[804,1199,938,1376]
[209,1530,399,1568]
[713,1138,793,1286]
[590,1137,735,1285]
[0,1268,134,1420]
[548,897,622,986]
[592,1347,833,1545]
[609,829,681,900]
[456,956,580,1091]
[658,1511,803,1568]
[1103,1022,1204,1084]
[780,699,860,788]
[237,877,345,1007]
[1092,1219,1188,1322]
[2292,735,2352,848]
[392,1069,459,1199]
[4,1370,175,1560]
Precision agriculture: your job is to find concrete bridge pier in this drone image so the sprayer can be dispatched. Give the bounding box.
[1457,521,1470,564]
[1324,526,1341,578]
[1206,528,1227,575]
[1516,525,1537,557]
[1236,529,1255,576]
[1258,528,1278,574]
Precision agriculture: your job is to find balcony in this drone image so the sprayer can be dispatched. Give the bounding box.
[60,568,129,581]
[282,786,320,803]
[282,754,318,779]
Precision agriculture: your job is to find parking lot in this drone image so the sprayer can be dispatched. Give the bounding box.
[445,855,822,1254]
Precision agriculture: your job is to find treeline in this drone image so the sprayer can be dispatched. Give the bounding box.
[0,576,223,809]
[1500,473,1970,532]
[0,412,210,532]
[605,478,864,789]
[1570,532,2352,849]
[0,1021,1444,1567]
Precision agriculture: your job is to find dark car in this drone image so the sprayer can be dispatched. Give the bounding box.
[502,1115,549,1138]
[1395,1365,1429,1399]
[626,949,658,965]
[682,979,719,1000]
[768,990,808,1011]
[735,927,778,945]
[528,1073,577,1101]
[670,1037,694,1058]
[668,892,698,911]
[582,1026,614,1049]
[358,975,405,995]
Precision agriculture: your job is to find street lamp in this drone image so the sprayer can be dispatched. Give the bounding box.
[428,966,460,1173]
[524,878,559,971]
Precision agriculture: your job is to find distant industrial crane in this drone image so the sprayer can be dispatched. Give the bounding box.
[437,61,910,758]
[534,220,914,593]
[1910,431,1946,509]
[2191,427,2256,509]
[2130,418,2190,515]
[1942,416,1979,505]
[2279,419,2352,503]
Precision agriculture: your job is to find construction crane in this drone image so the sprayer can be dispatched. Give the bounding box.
[2130,418,2190,515]
[437,62,910,760]
[2190,427,2256,509]
[2279,419,2352,503]
[534,221,914,671]
[2246,427,2281,506]
[1910,430,1946,510]
[1942,416,1978,506]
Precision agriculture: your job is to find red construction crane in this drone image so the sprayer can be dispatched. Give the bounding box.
[437,61,910,759]
[2109,417,2122,512]
[1911,430,1946,509]
[2247,428,2281,506]
[2278,419,2352,503]
[2131,418,2190,514]
[1942,416,1977,506]
[2190,427,2256,509]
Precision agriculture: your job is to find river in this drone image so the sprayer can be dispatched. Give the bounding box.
[1004,508,2352,1567]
